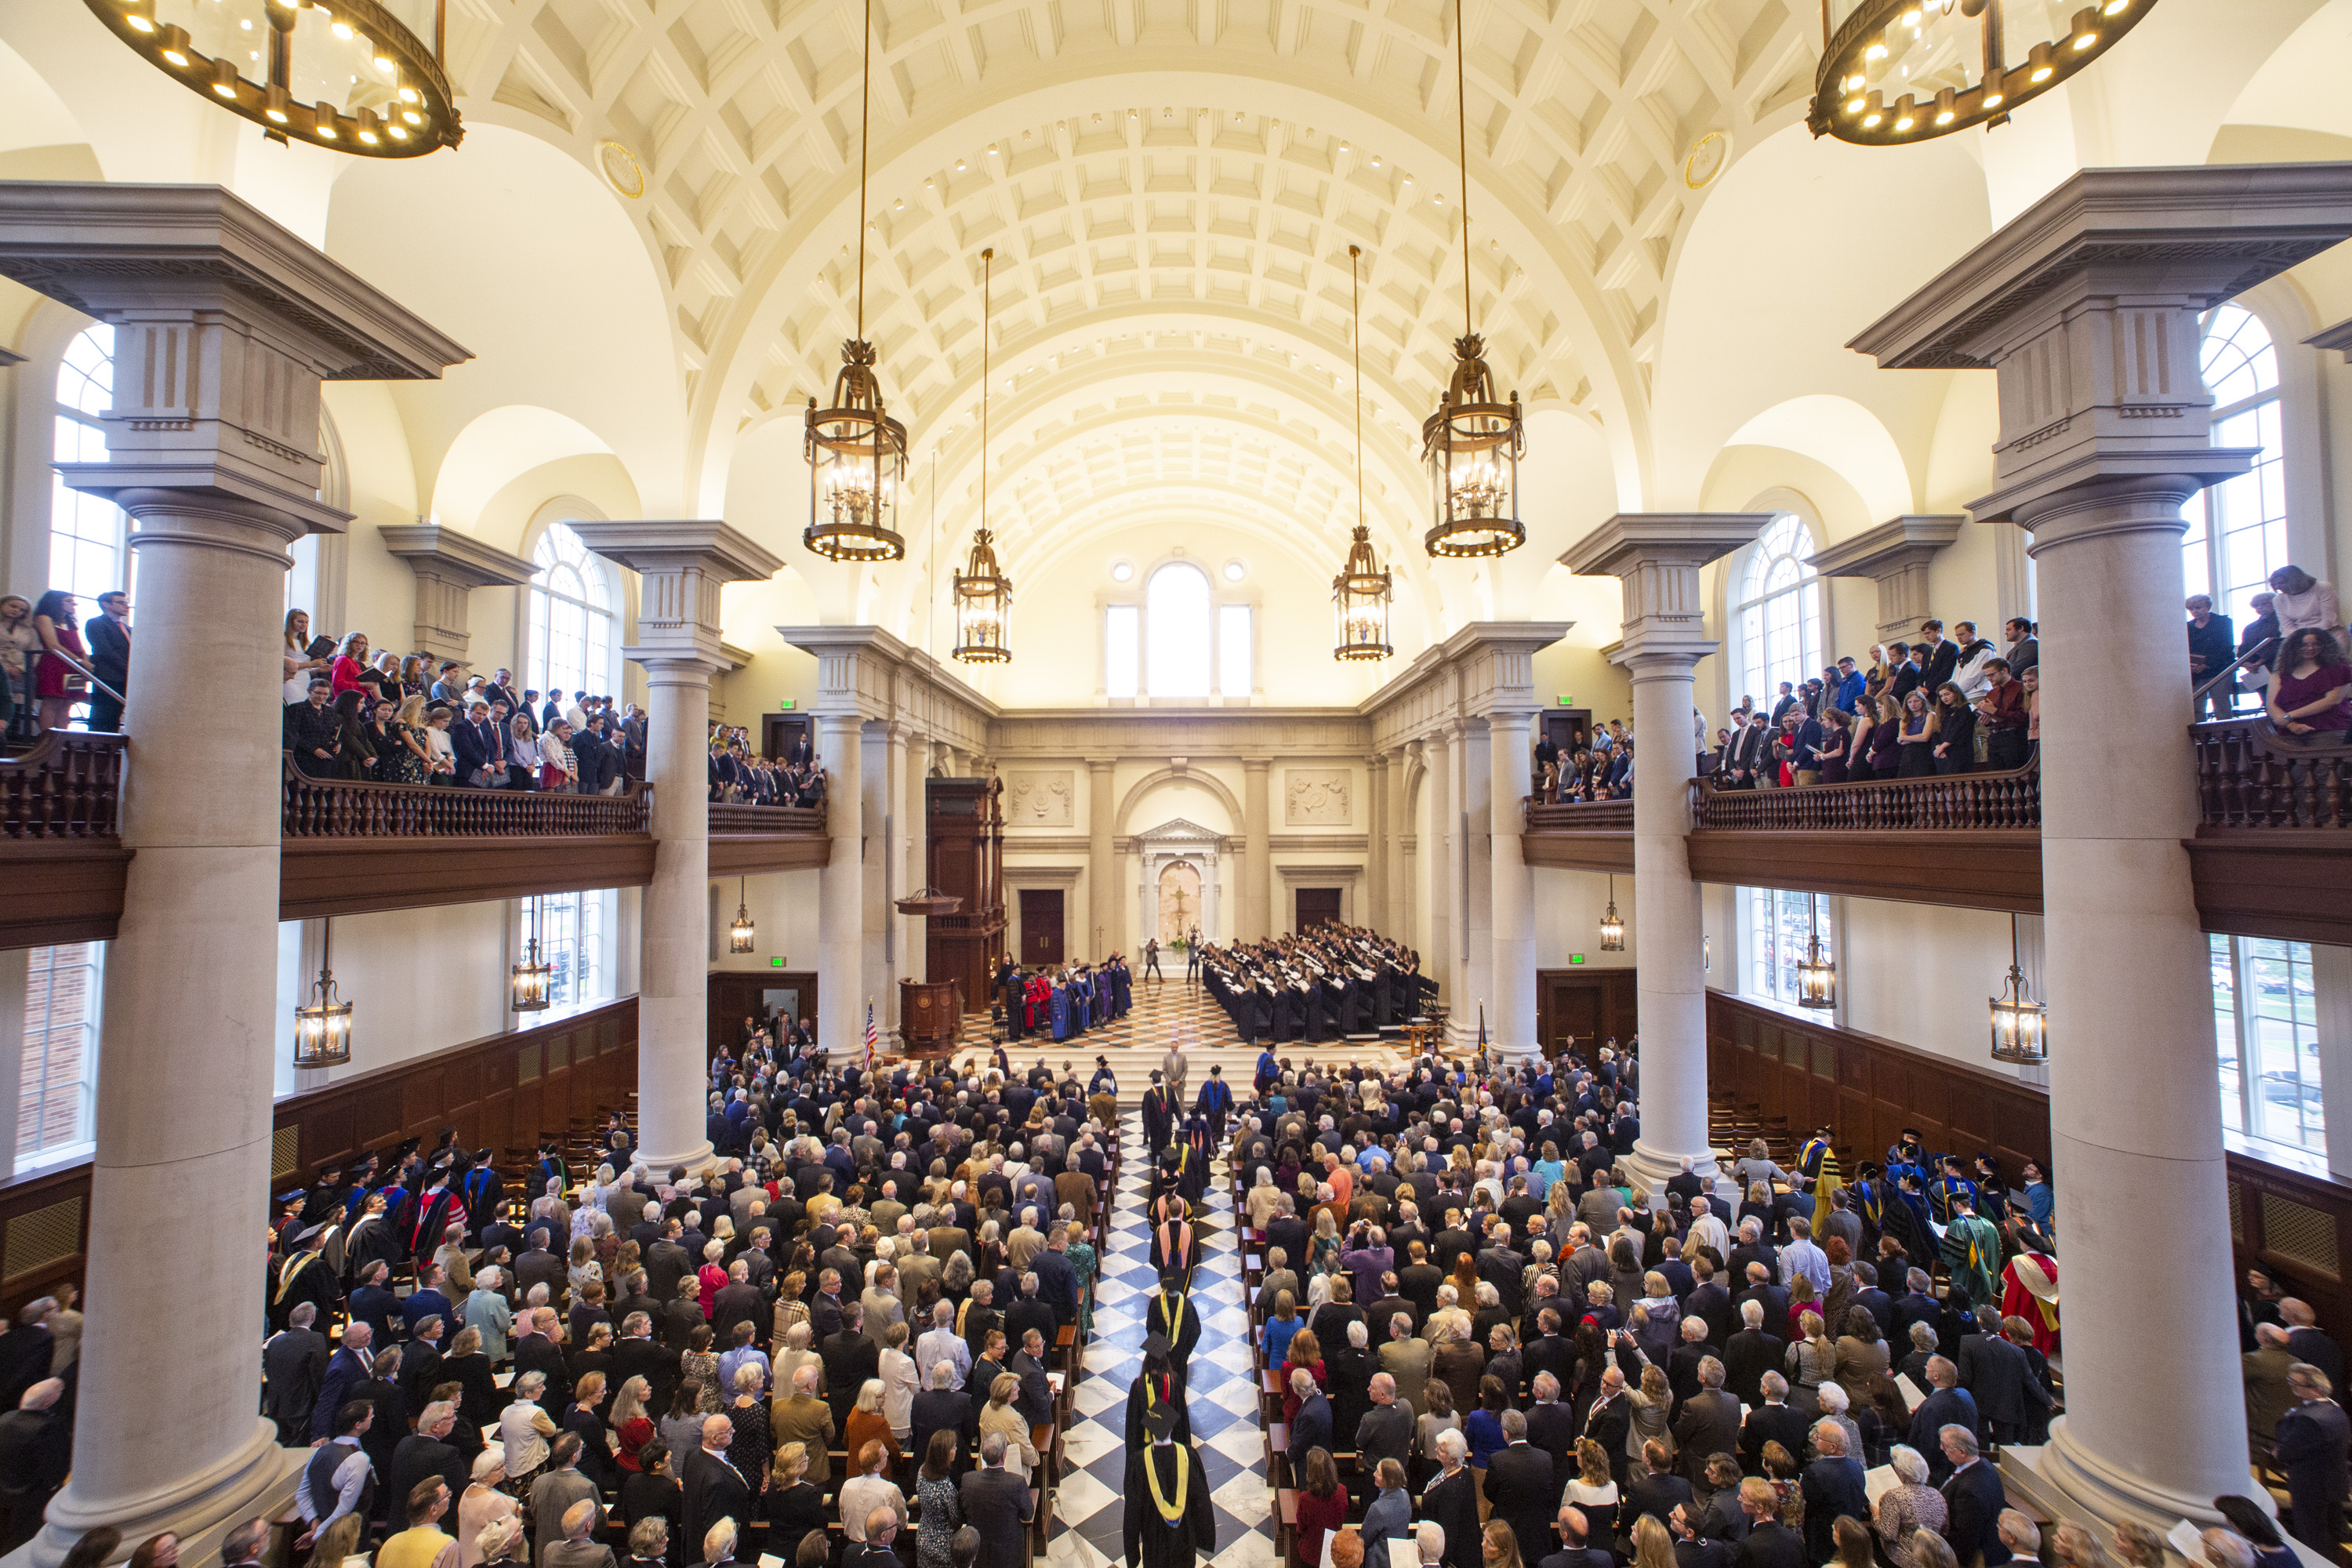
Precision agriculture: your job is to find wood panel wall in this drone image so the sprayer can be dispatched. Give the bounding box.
[0,997,637,1318]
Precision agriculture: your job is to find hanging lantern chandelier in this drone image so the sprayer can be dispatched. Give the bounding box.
[293,916,353,1067]
[728,878,757,956]
[1810,0,2157,149]
[1598,874,1625,952]
[1423,0,1525,561]
[81,0,463,158]
[1989,912,2048,1064]
[1334,245,1394,662]
[953,249,1013,663]
[1796,895,1837,1011]
[511,896,554,1011]
[804,0,906,564]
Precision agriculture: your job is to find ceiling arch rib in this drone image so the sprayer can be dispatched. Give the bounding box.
[448,1,1821,518]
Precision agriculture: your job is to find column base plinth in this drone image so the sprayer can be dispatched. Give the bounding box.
[26,1418,296,1568]
[1622,1138,1731,1210]
[2013,1418,2256,1536]
[632,1142,716,1175]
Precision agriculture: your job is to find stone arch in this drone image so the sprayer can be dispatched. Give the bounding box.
[1114,767,1243,840]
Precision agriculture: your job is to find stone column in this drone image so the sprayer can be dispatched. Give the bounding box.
[1487,714,1537,1062]
[1087,758,1116,960]
[0,183,468,1566]
[875,723,908,1033]
[902,728,929,989]
[571,523,784,1169]
[1242,759,1271,940]
[1365,756,1389,934]
[1392,745,1417,949]
[818,713,867,1055]
[1422,729,1453,1008]
[1456,721,1493,1051]
[1565,514,1770,1196]
[1850,162,2352,1528]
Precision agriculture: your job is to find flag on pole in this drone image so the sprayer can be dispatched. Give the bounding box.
[864,998,878,1073]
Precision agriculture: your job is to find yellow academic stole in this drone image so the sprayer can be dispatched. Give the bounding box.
[1145,1445,1189,1523]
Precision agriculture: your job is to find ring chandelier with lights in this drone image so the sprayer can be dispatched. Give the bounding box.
[82,0,461,157]
[1809,0,2154,147]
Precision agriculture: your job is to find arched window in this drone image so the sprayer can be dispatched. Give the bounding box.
[2185,304,2285,627]
[1145,561,1212,698]
[527,522,615,702]
[1734,512,1821,706]
[53,325,130,604]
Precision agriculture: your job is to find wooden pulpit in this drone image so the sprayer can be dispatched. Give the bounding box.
[898,978,963,1058]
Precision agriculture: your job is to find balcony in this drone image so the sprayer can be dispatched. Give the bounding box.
[1520,724,2352,944]
[0,739,830,946]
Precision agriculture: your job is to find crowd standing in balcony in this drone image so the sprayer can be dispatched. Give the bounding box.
[709,725,827,808]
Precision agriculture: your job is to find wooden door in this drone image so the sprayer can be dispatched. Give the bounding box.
[1295,887,1342,931]
[761,714,811,761]
[1019,889,1064,966]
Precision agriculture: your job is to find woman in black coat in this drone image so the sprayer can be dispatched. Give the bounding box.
[440,1329,504,1430]
[1418,1435,1482,1568]
[760,1443,827,1567]
[620,1442,686,1568]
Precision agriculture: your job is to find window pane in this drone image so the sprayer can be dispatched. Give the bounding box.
[1146,563,1211,698]
[1218,604,1252,697]
[1105,604,1139,699]
[1735,514,1820,702]
[2213,934,2242,1133]
[528,522,615,705]
[20,942,102,1164]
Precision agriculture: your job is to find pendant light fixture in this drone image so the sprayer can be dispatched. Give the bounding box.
[1422,0,1525,560]
[293,916,353,1067]
[728,878,757,955]
[804,0,907,563]
[79,0,462,158]
[952,248,1012,663]
[1334,244,1393,662]
[1989,912,2048,1064]
[1598,874,1625,952]
[1796,895,1837,1011]
[511,896,553,1011]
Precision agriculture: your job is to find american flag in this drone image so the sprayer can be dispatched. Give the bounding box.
[864,998,878,1073]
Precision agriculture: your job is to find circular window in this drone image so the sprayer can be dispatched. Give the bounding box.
[1221,559,1247,583]
[1109,560,1134,583]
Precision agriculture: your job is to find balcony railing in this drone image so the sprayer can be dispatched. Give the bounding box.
[1691,757,2040,831]
[2194,718,2352,829]
[2,729,125,840]
[1523,798,1635,830]
[281,757,651,838]
[708,801,826,834]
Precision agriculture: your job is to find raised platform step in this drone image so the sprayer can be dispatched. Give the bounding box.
[950,1040,1406,1108]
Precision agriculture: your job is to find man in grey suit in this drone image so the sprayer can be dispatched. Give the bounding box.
[1670,1356,1742,1486]
[960,1432,1036,1568]
[543,1497,619,1568]
[263,1303,330,1444]
[528,1436,601,1567]
[1355,1372,1415,1480]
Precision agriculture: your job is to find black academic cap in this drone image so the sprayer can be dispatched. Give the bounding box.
[1142,1331,1174,1358]
[295,1221,331,1245]
[391,1135,423,1159]
[1160,1268,1189,1290]
[1145,1404,1180,1442]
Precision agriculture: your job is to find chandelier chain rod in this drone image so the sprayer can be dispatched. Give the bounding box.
[1454,0,1472,339]
[981,249,992,532]
[1351,245,1363,529]
[856,0,873,340]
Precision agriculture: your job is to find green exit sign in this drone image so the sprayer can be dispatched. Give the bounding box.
[1569,953,1586,965]
[770,956,786,967]
[1556,694,1574,706]
[779,698,797,710]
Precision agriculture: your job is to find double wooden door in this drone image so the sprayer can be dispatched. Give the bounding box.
[1019,888,1064,966]
[1295,887,1342,931]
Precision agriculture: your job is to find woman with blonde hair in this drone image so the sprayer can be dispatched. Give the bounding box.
[500,1370,556,1484]
[1563,1439,1618,1545]
[1785,1309,1835,1416]
[612,1376,656,1472]
[978,1372,1037,1472]
[307,1515,365,1568]
[1483,1520,1527,1568]
[1629,1516,1675,1568]
[1624,1363,1675,1468]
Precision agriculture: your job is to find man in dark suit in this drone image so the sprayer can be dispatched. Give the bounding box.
[1909,1358,1981,1484]
[1937,1425,2011,1568]
[2274,1364,2351,1559]
[1484,1412,1559,1566]
[822,1304,880,1428]
[514,1308,572,1420]
[1739,1374,1809,1473]
[1580,1366,1632,1483]
[614,1312,681,1412]
[311,1323,376,1442]
[2281,1300,2344,1394]
[961,1432,1036,1568]
[1009,1328,1057,1428]
[912,1361,978,1475]
[1526,1373,1581,1483]
[263,1304,331,1443]
[1723,1301,1786,1411]
[1732,1479,1804,1568]
[1798,1423,1868,1564]
[1355,1372,1415,1480]
[84,590,129,731]
[1625,1440,1695,1533]
[1671,1358,1741,1486]
[1890,1271,1942,1345]
[387,1402,469,1527]
[1540,1504,1617,1568]
[1476,1223,1528,1316]
[1733,1263,1788,1335]
[1685,1260,1735,1348]
[1290,1368,1334,1475]
[1955,1309,2051,1443]
[682,1416,753,1565]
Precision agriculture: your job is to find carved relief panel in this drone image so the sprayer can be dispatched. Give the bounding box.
[1283,769,1352,826]
[1006,769,1075,827]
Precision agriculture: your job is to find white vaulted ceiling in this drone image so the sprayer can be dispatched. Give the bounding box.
[444,0,1823,524]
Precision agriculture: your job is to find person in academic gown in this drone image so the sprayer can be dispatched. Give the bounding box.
[1193,1070,1234,1145]
[1141,1076,1175,1153]
[1149,1202,1201,1276]
[274,1224,344,1330]
[1145,1281,1203,1392]
[1049,981,1072,1043]
[997,960,1025,1042]
[1122,1405,1215,1568]
[1124,1338,1194,1447]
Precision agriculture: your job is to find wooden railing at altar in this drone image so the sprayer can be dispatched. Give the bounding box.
[1523,797,1635,830]
[707,800,826,833]
[281,755,651,837]
[2192,717,2352,829]
[1691,756,2041,831]
[1,728,125,839]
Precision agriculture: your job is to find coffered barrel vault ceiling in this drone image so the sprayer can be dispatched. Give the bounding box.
[446,0,1823,545]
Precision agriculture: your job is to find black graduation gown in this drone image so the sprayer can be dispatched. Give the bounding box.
[1122,1443,1216,1568]
[1145,1290,1203,1382]
[1123,1370,1195,1447]
[1142,1087,1174,1152]
[272,1249,343,1330]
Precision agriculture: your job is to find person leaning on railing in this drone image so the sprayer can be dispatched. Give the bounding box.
[2265,628,2352,744]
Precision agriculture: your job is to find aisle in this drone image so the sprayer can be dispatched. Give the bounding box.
[1044,1108,1277,1568]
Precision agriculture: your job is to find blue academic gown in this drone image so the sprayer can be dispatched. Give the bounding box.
[1050,985,1071,1041]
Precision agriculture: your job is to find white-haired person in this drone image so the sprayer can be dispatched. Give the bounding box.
[500,1371,557,1487]
[456,1448,520,1568]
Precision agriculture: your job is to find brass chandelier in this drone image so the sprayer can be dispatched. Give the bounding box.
[511,896,554,1011]
[1422,0,1525,560]
[1598,875,1625,952]
[952,248,1012,663]
[1334,245,1393,662]
[728,877,757,955]
[804,0,907,563]
[1796,895,1837,1011]
[82,0,461,157]
[293,917,354,1067]
[1989,912,2048,1064]
[1810,0,2156,147]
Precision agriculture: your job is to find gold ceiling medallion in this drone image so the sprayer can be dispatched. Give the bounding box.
[82,0,461,157]
[1809,0,2156,147]
[1334,244,1392,663]
[952,248,1012,665]
[598,140,646,198]
[1422,0,1526,561]
[804,0,907,563]
[1683,130,1730,189]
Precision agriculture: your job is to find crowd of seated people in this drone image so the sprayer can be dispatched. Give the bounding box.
[710,726,827,807]
[1221,1041,2345,1568]
[205,1023,1116,1568]
[278,611,648,792]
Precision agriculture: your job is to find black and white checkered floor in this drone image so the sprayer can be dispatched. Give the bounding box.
[1047,1108,1274,1568]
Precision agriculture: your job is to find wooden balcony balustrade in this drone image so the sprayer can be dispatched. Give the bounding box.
[282,759,652,837]
[1690,758,2041,831]
[1,728,124,840]
[706,799,831,875]
[1,730,129,946]
[2189,718,2352,946]
[1519,797,1634,873]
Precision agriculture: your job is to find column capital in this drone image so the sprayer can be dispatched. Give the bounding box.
[0,182,470,535]
[571,520,783,669]
[1242,757,1272,774]
[1086,757,1117,773]
[1565,513,1773,668]
[1808,514,1967,642]
[1852,163,2352,525]
[379,523,535,663]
